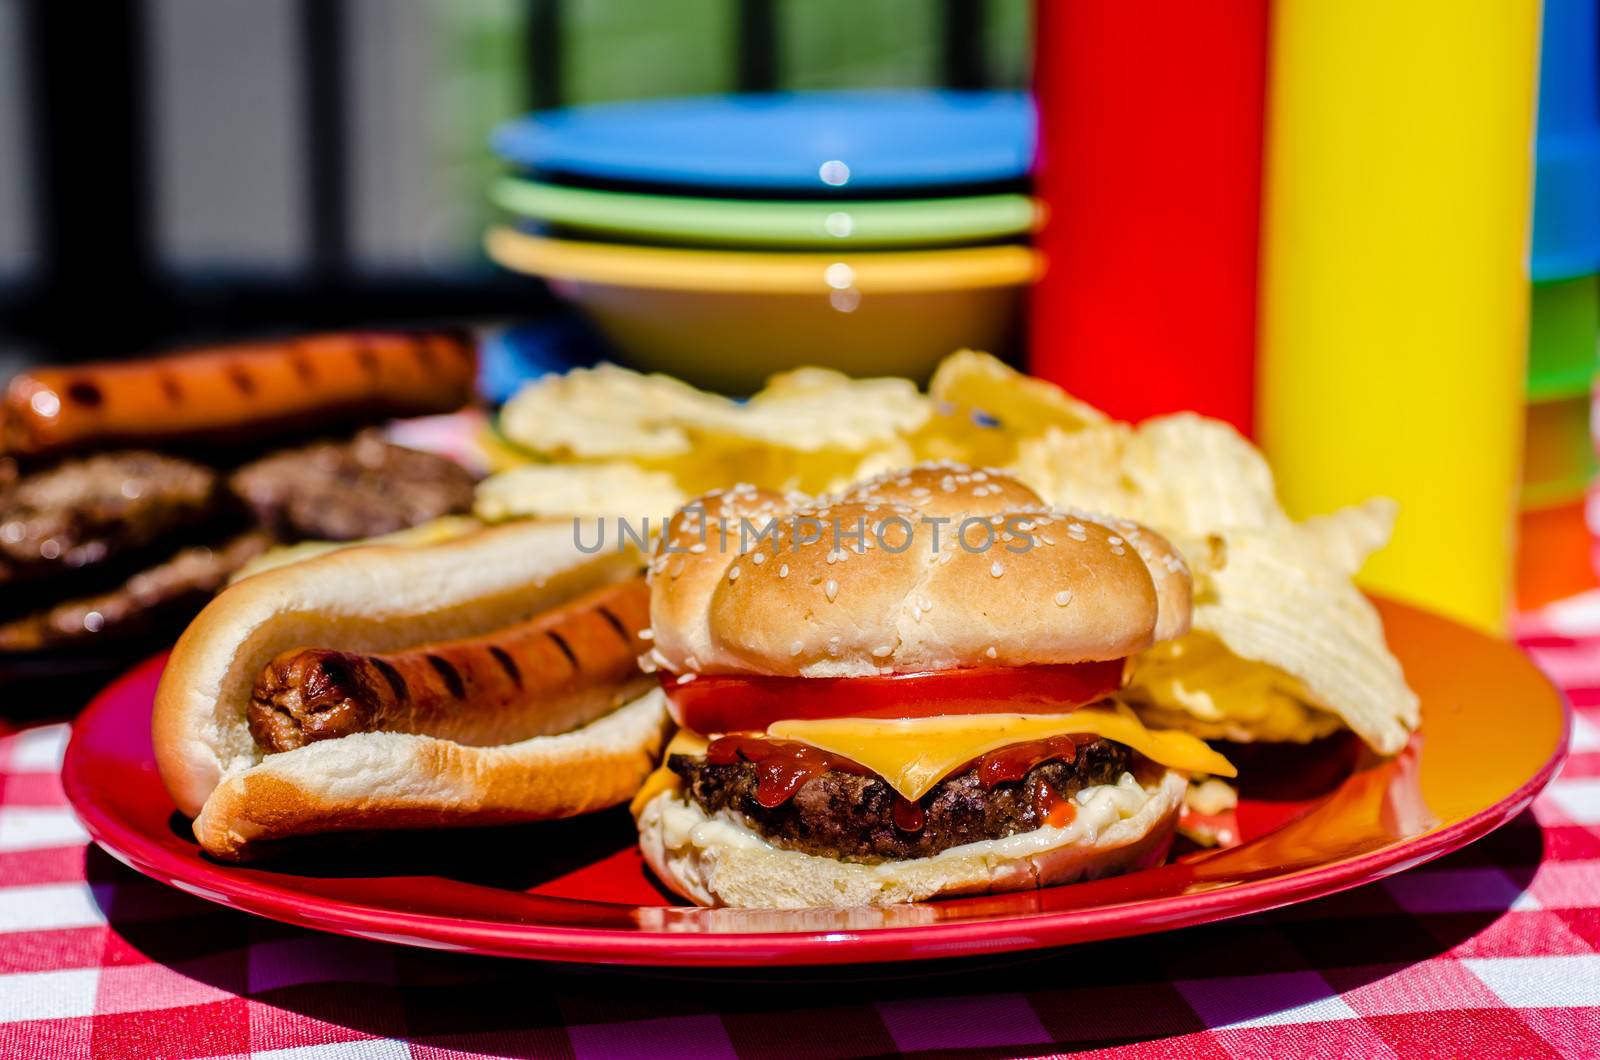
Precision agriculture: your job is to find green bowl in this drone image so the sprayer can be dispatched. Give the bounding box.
[491,177,1038,250]
[1528,275,1600,400]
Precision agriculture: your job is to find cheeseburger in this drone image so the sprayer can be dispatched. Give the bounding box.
[633,464,1235,909]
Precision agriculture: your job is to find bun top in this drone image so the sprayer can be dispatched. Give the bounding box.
[647,464,1191,677]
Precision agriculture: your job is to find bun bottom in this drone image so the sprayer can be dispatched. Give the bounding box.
[638,769,1184,909]
[195,688,670,861]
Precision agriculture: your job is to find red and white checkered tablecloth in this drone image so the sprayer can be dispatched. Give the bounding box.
[1,603,1598,1060]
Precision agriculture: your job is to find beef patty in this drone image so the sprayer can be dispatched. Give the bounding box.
[0,530,271,652]
[0,451,219,584]
[229,429,477,541]
[670,739,1133,862]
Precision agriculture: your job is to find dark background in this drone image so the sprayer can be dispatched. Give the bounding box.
[0,0,1030,378]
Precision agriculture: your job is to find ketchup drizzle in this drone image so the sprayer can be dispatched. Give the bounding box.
[705,735,869,809]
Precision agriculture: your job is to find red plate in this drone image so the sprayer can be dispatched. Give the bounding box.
[63,598,1568,967]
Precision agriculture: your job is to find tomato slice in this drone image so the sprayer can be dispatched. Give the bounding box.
[661,660,1126,735]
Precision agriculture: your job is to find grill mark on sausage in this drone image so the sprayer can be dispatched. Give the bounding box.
[370,656,409,704]
[411,340,436,370]
[248,577,650,752]
[226,363,256,395]
[425,654,466,699]
[65,380,103,407]
[595,606,636,648]
[355,344,381,377]
[488,645,522,688]
[289,351,316,383]
[158,372,183,403]
[547,630,579,671]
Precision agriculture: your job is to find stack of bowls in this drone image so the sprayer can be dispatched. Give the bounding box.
[485,91,1038,392]
[1517,0,1600,610]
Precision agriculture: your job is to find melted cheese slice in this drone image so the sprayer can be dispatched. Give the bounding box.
[630,729,708,817]
[767,704,1236,802]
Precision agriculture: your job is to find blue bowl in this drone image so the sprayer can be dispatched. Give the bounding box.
[491,90,1035,195]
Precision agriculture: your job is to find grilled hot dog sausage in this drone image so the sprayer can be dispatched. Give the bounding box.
[249,577,651,752]
[3,330,475,457]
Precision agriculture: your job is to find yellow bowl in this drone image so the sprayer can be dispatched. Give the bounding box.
[485,229,1037,391]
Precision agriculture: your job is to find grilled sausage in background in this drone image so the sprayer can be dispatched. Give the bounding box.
[0,329,481,666]
[249,577,652,752]
[2,330,475,457]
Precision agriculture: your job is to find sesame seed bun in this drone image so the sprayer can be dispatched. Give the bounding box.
[647,465,1191,677]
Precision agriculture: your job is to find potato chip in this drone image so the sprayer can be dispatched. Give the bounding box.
[990,373,1416,753]
[474,462,687,524]
[1122,414,1290,536]
[740,367,930,452]
[1297,497,1398,575]
[1013,414,1288,539]
[1128,523,1419,754]
[1010,424,1145,521]
[1124,634,1346,745]
[497,362,931,485]
[929,350,1107,436]
[498,363,725,459]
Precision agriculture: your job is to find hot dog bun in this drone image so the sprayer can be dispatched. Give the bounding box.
[153,519,670,860]
[3,330,475,457]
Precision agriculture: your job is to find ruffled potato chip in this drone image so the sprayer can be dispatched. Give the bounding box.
[1202,524,1416,753]
[498,363,722,458]
[1011,424,1144,521]
[1122,415,1289,536]
[929,349,1106,435]
[474,462,687,525]
[1004,381,1416,754]
[1012,414,1286,538]
[495,362,931,502]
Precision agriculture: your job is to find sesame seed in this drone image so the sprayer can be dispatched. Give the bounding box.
[790,640,804,656]
[1054,590,1073,606]
[1107,535,1123,546]
[985,646,998,659]
[871,645,894,658]
[676,672,698,685]
[825,579,839,601]
[752,551,766,565]
[778,564,789,578]
[689,542,707,554]
[639,628,654,640]
[991,561,1004,577]
[728,565,741,581]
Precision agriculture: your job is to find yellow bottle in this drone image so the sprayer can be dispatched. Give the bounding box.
[1258,0,1541,633]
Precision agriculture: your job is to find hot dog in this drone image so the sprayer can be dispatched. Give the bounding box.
[249,578,651,752]
[152,520,670,860]
[3,330,475,457]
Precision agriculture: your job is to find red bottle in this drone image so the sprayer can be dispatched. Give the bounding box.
[1029,3,1269,435]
